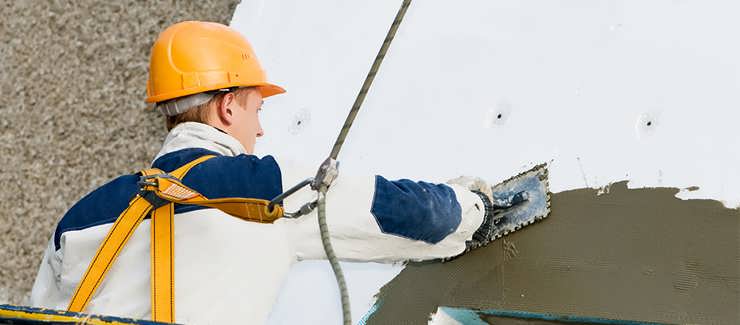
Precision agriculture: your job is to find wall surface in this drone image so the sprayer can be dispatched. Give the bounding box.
[1,1,737,324]
[229,0,740,324]
[0,1,239,304]
[370,183,739,324]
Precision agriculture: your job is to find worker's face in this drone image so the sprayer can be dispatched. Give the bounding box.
[220,88,264,154]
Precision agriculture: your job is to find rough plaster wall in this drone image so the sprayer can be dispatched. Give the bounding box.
[368,183,740,324]
[0,1,240,304]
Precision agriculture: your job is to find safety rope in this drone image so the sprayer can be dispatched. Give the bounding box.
[319,1,412,324]
[328,0,412,160]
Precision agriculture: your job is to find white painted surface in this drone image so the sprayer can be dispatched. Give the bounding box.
[266,261,403,325]
[231,0,739,323]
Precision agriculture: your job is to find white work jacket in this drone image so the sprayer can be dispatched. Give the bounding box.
[29,122,484,324]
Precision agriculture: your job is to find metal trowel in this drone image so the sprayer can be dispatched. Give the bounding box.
[442,164,551,261]
[489,163,551,240]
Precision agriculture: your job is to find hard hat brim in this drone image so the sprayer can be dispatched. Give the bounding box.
[256,83,286,99]
[146,82,286,104]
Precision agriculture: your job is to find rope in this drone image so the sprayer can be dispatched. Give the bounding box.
[328,0,413,160]
[319,1,412,324]
[317,186,351,323]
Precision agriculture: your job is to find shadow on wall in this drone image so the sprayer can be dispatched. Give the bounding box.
[0,1,239,304]
[367,182,740,325]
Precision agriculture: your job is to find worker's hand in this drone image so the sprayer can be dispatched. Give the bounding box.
[446,176,493,202]
[445,176,497,261]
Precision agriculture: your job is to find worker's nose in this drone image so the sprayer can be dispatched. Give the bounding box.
[256,125,264,138]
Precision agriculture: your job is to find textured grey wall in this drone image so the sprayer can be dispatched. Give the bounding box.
[0,1,240,304]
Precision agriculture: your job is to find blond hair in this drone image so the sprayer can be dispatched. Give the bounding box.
[165,87,256,131]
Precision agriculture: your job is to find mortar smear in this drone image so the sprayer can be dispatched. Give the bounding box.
[367,182,740,325]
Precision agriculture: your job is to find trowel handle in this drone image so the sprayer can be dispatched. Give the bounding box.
[493,191,529,209]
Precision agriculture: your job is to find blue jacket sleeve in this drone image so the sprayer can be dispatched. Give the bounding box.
[370,175,462,244]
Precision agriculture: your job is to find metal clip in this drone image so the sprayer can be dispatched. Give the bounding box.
[267,177,314,212]
[311,157,339,190]
[283,200,318,219]
[265,157,340,219]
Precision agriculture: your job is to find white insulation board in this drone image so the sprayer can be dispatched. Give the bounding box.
[230,0,739,323]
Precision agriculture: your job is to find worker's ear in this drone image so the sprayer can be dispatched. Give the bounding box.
[216,93,236,126]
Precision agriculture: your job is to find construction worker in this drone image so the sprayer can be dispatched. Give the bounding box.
[29,21,498,324]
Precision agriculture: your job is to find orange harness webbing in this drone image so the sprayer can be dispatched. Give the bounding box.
[67,155,284,323]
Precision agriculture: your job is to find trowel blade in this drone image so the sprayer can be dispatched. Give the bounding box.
[490,164,551,241]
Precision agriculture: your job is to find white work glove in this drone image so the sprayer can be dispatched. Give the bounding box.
[446,176,493,202]
[445,176,497,261]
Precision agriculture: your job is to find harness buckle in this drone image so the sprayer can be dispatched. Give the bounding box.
[137,174,179,209]
[138,173,180,189]
[138,175,160,188]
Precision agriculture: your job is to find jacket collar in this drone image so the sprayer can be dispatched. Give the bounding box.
[153,122,246,162]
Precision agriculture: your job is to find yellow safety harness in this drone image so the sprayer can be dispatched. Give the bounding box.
[66,155,283,323]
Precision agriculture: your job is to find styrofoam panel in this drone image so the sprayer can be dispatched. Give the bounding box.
[231,0,739,323]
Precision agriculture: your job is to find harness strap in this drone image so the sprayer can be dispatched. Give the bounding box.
[67,195,154,313]
[150,200,174,322]
[149,155,211,323]
[68,155,284,323]
[146,181,284,223]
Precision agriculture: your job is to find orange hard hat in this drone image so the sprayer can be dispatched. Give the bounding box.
[145,21,285,104]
